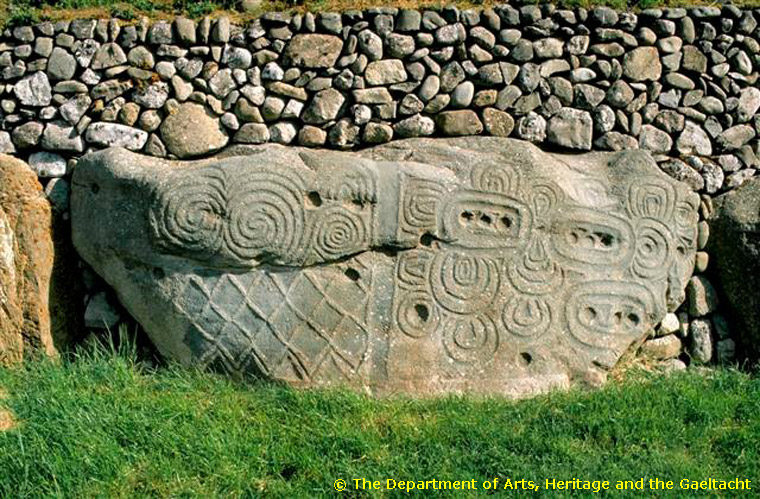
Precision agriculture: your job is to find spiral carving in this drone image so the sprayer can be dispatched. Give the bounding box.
[151,167,307,264]
[151,169,228,257]
[226,170,306,260]
[430,252,500,315]
[631,219,673,279]
[312,206,368,259]
[442,314,499,364]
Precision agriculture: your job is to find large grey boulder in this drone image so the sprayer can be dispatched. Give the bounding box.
[71,138,698,397]
[159,103,228,159]
[710,177,760,361]
[47,47,76,81]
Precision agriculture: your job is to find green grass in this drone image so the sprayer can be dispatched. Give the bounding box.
[0,0,752,28]
[0,335,758,497]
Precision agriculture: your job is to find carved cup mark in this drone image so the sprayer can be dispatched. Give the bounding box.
[442,191,530,249]
[396,290,440,339]
[565,281,657,349]
[551,208,634,270]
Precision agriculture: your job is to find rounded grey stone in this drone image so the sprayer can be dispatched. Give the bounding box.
[688,319,713,364]
[639,124,673,154]
[303,89,344,125]
[13,71,51,107]
[516,112,546,142]
[46,47,76,81]
[85,122,149,151]
[91,43,127,70]
[622,47,662,81]
[393,114,435,138]
[159,103,229,158]
[418,75,440,102]
[451,81,475,108]
[128,46,155,69]
[365,60,407,86]
[436,110,483,136]
[269,122,297,144]
[676,121,712,156]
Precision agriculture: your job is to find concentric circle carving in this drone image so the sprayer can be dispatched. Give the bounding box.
[430,252,500,314]
[396,291,440,339]
[151,169,227,256]
[442,314,499,364]
[471,164,519,195]
[632,218,673,279]
[502,296,552,339]
[226,171,306,259]
[312,206,367,259]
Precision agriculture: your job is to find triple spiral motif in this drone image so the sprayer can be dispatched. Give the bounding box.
[152,165,373,266]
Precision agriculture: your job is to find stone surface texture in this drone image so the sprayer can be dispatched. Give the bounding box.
[160,103,228,158]
[0,6,750,373]
[71,138,699,396]
[710,176,760,360]
[0,154,56,364]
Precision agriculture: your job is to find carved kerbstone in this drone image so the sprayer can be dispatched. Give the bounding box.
[71,138,699,397]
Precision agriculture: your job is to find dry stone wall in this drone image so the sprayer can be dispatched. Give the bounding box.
[0,3,754,368]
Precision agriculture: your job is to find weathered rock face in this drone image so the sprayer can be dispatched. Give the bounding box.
[71,138,699,397]
[710,177,760,361]
[159,103,229,159]
[0,154,56,364]
[283,34,343,68]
